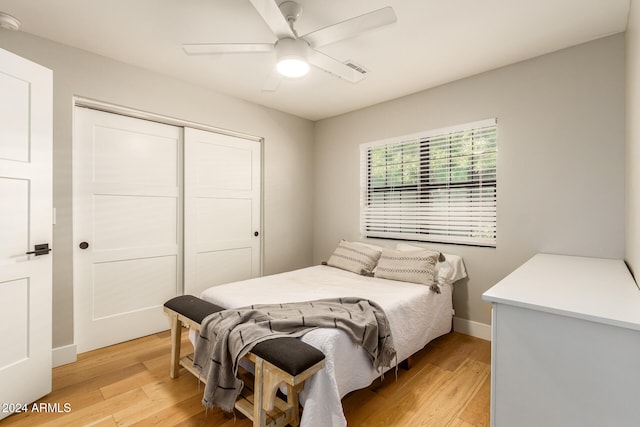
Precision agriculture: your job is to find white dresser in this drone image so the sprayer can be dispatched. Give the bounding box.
[483,253,640,427]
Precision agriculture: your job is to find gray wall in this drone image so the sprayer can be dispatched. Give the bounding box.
[627,1,640,278]
[0,28,629,346]
[0,31,315,349]
[313,34,626,327]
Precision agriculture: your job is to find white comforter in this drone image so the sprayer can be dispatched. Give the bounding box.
[198,265,453,427]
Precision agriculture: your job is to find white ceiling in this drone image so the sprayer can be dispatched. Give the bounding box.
[0,0,631,120]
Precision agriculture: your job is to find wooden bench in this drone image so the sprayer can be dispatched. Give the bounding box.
[163,295,325,427]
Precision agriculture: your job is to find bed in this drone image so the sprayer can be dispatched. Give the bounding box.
[194,241,466,427]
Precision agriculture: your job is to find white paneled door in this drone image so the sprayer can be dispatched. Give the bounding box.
[0,49,53,419]
[184,128,261,297]
[74,108,182,353]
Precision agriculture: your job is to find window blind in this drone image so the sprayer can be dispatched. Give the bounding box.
[360,118,497,247]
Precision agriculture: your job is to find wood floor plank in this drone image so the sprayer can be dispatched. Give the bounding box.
[459,375,491,427]
[99,369,160,400]
[448,418,476,427]
[421,333,483,372]
[115,374,202,426]
[83,415,118,427]
[342,389,387,425]
[43,388,150,427]
[402,358,490,427]
[347,365,453,426]
[172,403,252,427]
[370,362,448,400]
[131,394,214,426]
[2,330,490,426]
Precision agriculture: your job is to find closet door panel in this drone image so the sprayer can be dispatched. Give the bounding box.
[196,198,252,244]
[74,107,182,353]
[195,142,253,191]
[184,128,261,297]
[195,248,253,293]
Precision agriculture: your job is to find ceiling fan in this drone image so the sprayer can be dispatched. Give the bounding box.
[183,0,397,90]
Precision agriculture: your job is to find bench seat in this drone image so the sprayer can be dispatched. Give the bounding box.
[163,295,325,427]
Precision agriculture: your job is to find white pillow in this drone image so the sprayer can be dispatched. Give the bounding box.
[396,243,467,284]
[355,241,387,252]
[327,240,381,275]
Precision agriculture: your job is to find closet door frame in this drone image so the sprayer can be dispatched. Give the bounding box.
[74,98,264,276]
[72,97,263,342]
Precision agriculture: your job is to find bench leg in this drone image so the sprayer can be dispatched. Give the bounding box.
[263,364,283,413]
[256,359,305,427]
[288,383,302,427]
[253,358,267,427]
[169,314,182,379]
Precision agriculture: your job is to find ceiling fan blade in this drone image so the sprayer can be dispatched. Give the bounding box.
[307,49,365,84]
[301,6,397,48]
[183,43,273,55]
[249,0,296,40]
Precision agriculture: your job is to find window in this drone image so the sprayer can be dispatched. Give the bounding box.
[360,118,497,247]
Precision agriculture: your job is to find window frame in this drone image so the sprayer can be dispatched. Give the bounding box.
[360,118,497,247]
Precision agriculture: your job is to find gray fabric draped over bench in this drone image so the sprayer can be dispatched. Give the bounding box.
[193,297,396,411]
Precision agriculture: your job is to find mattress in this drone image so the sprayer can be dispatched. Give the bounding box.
[197,265,454,427]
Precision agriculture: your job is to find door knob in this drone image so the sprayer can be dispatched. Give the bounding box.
[79,242,89,249]
[254,231,259,237]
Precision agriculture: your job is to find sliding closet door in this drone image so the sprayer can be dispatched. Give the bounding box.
[184,128,261,297]
[74,108,182,353]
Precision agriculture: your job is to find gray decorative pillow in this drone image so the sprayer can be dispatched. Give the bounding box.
[374,248,440,286]
[327,240,381,274]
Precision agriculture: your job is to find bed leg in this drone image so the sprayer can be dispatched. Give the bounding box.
[169,314,182,379]
[401,356,414,370]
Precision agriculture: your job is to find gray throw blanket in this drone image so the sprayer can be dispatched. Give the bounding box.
[193,297,396,412]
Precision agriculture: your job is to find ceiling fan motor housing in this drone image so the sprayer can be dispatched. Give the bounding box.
[276,38,309,60]
[275,37,310,77]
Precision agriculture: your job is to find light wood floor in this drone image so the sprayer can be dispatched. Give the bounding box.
[2,330,490,426]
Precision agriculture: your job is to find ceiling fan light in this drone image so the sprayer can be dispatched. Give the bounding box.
[275,37,309,78]
[277,57,309,78]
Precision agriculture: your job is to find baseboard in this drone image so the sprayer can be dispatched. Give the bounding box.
[453,317,492,341]
[52,344,77,367]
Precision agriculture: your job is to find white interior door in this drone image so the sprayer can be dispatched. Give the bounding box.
[184,128,261,297]
[74,108,182,353]
[0,48,53,420]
